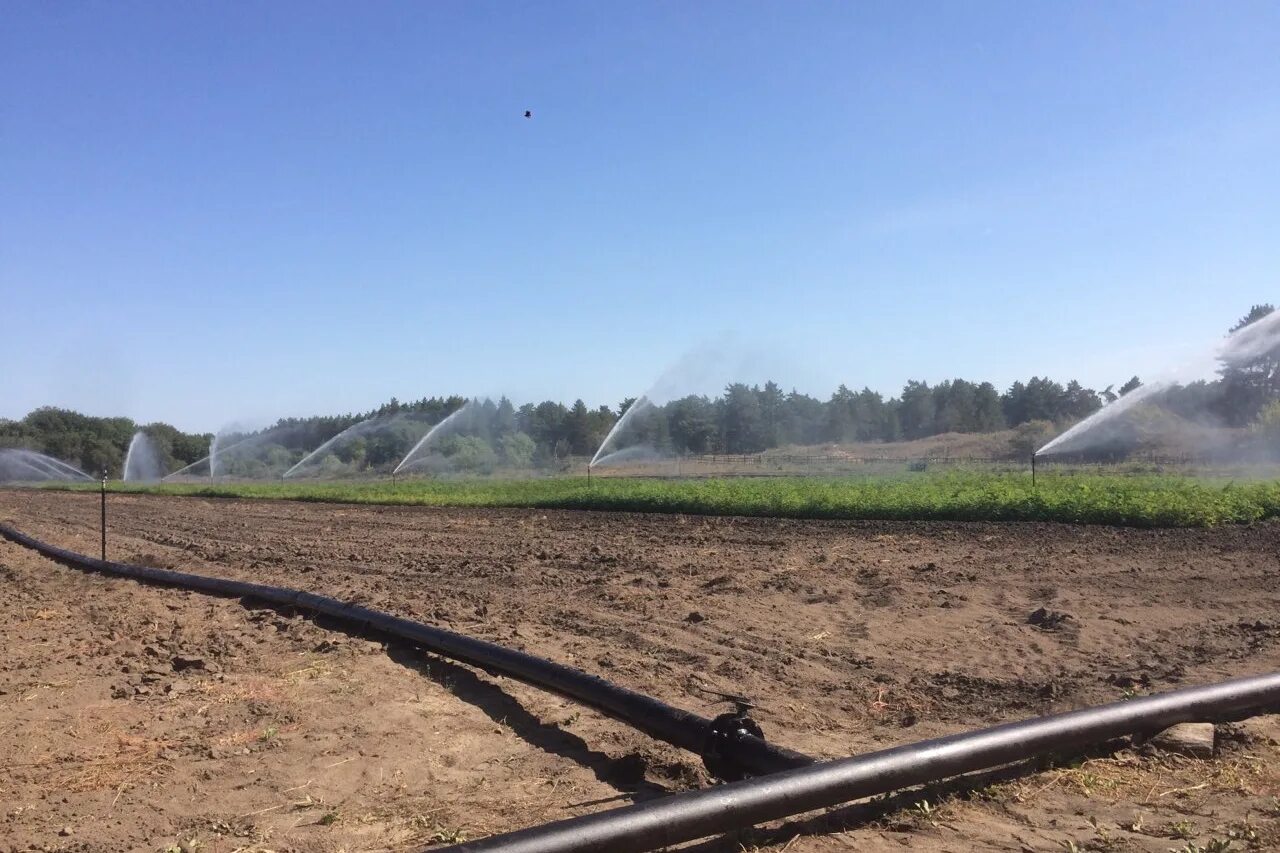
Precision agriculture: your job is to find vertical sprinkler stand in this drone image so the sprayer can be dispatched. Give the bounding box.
[1031,452,1038,489]
[100,471,108,561]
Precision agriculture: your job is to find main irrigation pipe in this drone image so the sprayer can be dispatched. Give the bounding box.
[0,523,811,778]
[441,671,1280,853]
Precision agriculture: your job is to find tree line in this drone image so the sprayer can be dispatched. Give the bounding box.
[2,305,1274,477]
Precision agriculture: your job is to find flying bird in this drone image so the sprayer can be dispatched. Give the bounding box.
[524,110,532,118]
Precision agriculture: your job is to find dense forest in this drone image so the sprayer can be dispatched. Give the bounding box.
[2,305,1276,478]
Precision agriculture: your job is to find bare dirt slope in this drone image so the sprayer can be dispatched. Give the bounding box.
[1,489,1278,852]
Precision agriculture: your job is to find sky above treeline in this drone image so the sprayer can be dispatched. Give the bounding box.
[2,1,1277,433]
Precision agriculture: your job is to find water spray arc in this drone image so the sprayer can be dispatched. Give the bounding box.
[590,395,653,468]
[17,455,67,479]
[208,433,221,481]
[393,400,477,475]
[207,429,246,480]
[208,424,273,480]
[283,416,379,479]
[588,341,785,469]
[2,455,61,481]
[165,422,317,482]
[283,412,435,479]
[1037,309,1280,458]
[0,449,94,483]
[9,457,53,480]
[30,453,93,480]
[123,433,142,481]
[1037,379,1176,457]
[164,433,259,481]
[123,431,165,482]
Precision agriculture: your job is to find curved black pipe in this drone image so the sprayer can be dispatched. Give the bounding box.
[443,671,1280,853]
[0,523,812,777]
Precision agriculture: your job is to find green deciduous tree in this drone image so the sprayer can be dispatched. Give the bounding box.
[898,381,935,439]
[498,432,536,468]
[1010,420,1057,457]
[564,399,593,456]
[718,383,766,453]
[666,395,717,453]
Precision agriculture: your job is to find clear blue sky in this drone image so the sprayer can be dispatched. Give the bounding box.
[3,1,1277,432]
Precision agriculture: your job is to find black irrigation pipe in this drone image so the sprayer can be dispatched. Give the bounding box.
[0,523,813,778]
[442,671,1280,853]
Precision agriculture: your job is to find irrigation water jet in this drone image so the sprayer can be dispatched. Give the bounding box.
[1038,309,1280,457]
[208,432,222,480]
[1036,378,1178,457]
[590,340,795,468]
[167,421,317,481]
[122,431,165,482]
[393,399,479,474]
[590,395,654,468]
[0,449,94,483]
[210,421,288,480]
[283,412,433,479]
[163,433,258,481]
[3,457,52,480]
[283,415,380,478]
[206,420,291,480]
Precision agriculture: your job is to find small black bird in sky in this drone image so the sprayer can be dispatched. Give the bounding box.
[524,110,532,118]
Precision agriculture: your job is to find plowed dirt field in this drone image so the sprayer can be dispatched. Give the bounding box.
[2,489,1278,852]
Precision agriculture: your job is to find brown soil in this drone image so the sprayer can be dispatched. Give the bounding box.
[1,489,1278,852]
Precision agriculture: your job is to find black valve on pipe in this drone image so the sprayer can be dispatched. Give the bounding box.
[695,686,770,782]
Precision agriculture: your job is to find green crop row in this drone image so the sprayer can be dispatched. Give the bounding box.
[45,471,1280,528]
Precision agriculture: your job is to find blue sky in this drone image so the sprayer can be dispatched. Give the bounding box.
[2,1,1277,432]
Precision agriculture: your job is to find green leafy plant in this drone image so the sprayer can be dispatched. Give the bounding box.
[76,471,1280,529]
